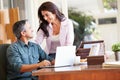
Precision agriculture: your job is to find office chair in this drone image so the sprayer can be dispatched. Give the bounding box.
[0,44,10,80]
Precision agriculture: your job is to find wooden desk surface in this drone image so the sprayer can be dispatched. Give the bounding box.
[32,63,120,80]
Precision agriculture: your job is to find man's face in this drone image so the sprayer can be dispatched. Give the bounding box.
[23,22,34,39]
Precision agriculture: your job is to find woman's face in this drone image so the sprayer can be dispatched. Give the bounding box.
[41,10,56,23]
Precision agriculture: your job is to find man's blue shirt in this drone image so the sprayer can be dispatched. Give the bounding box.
[7,40,53,80]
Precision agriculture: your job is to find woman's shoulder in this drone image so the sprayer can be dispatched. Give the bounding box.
[62,18,72,23]
[37,28,46,36]
[61,18,73,26]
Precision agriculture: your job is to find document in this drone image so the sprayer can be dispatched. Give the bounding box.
[102,61,120,68]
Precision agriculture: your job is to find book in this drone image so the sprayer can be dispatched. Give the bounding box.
[102,61,120,68]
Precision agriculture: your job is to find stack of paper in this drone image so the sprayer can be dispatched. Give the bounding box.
[102,61,120,68]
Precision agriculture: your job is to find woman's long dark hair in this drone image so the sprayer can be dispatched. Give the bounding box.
[37,1,65,37]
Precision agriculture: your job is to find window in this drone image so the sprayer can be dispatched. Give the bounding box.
[98,17,117,24]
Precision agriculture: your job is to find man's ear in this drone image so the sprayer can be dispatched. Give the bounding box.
[21,31,26,37]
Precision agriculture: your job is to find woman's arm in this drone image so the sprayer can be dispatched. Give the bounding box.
[35,29,45,45]
[66,19,74,45]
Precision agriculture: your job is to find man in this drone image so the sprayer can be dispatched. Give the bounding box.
[7,20,54,80]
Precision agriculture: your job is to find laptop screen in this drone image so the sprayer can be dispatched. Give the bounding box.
[38,46,76,69]
[55,46,76,67]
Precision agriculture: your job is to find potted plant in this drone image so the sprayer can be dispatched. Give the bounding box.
[112,42,120,61]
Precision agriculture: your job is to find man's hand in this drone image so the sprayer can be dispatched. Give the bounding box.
[38,60,51,67]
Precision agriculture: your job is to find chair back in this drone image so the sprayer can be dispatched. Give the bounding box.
[0,44,10,80]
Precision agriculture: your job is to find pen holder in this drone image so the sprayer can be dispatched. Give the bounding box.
[87,55,105,65]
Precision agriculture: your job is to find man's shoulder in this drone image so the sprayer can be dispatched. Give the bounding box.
[29,42,40,48]
[29,42,43,51]
[7,42,19,52]
[29,41,38,45]
[8,42,19,48]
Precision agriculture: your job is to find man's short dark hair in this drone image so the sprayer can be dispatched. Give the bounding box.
[13,20,28,39]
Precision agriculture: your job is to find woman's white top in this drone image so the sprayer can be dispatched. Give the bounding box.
[49,34,60,53]
[35,18,74,54]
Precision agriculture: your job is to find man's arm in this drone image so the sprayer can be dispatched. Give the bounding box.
[7,44,51,73]
[20,60,51,72]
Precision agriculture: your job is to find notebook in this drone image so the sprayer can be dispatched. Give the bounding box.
[39,46,76,68]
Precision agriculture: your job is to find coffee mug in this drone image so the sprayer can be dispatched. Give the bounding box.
[74,56,81,64]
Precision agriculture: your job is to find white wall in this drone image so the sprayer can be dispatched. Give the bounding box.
[93,11,118,51]
[24,0,39,40]
[24,0,120,51]
[38,0,68,17]
[0,0,3,9]
[68,0,120,51]
[68,0,102,13]
[97,24,118,51]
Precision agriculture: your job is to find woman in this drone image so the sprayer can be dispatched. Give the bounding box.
[35,1,74,59]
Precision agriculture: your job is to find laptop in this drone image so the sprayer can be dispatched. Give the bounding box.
[39,46,76,68]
